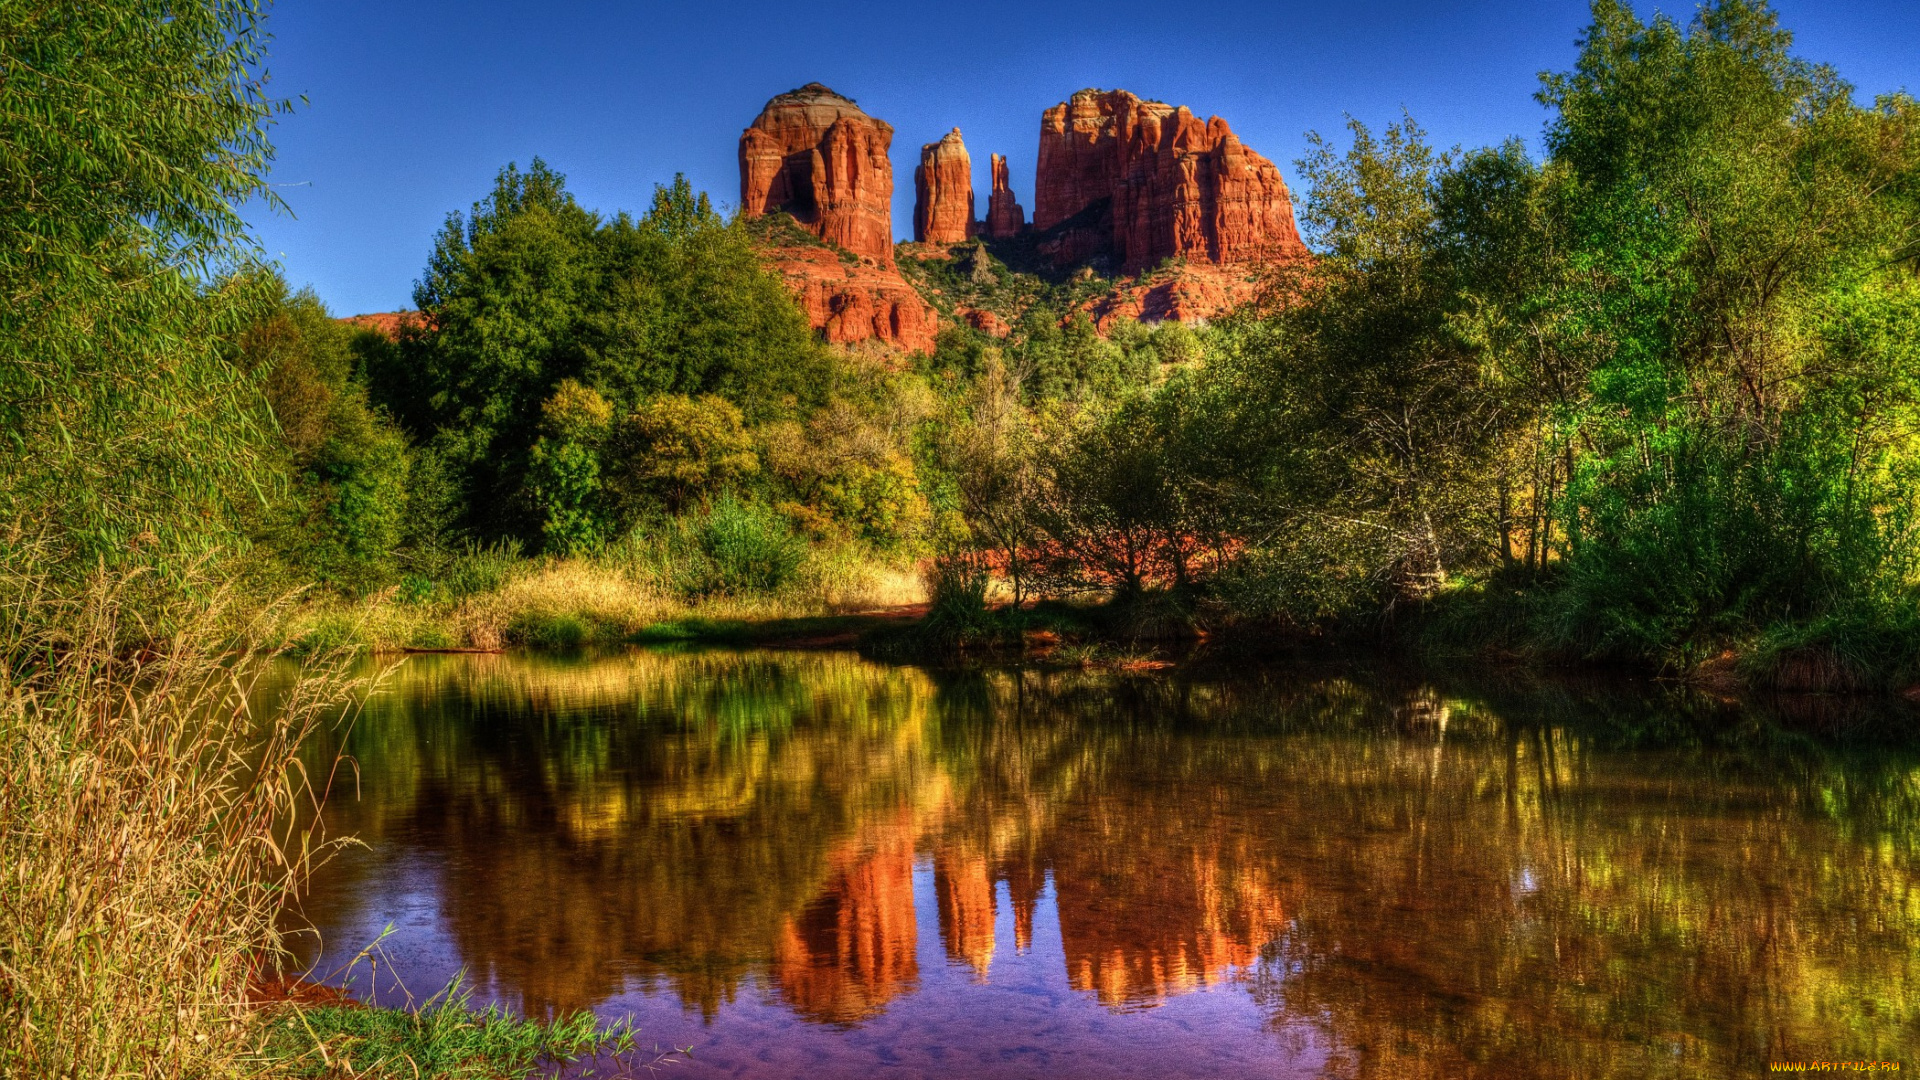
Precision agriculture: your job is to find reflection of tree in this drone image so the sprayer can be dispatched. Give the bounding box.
[292,651,1920,1075]
[295,650,935,1019]
[931,668,1920,1074]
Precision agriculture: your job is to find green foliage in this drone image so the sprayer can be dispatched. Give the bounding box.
[763,381,935,547]
[236,277,416,592]
[936,0,1920,682]
[376,166,831,543]
[0,0,290,583]
[687,496,807,597]
[1533,0,1920,663]
[919,554,996,643]
[258,977,642,1079]
[607,392,758,515]
[1013,310,1150,401]
[526,380,613,556]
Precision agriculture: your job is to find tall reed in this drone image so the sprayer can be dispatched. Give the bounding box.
[0,569,360,1077]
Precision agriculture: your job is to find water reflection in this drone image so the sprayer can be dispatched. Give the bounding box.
[289,651,1920,1078]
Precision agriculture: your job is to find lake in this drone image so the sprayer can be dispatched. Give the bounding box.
[286,648,1920,1078]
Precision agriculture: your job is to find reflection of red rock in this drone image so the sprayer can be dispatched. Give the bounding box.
[1000,855,1046,954]
[1052,849,1288,1008]
[933,848,997,978]
[914,128,976,245]
[983,153,1026,239]
[1033,89,1306,274]
[740,84,897,265]
[761,244,938,354]
[771,830,920,1025]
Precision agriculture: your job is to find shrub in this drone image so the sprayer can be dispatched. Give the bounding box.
[689,497,805,596]
[918,554,996,643]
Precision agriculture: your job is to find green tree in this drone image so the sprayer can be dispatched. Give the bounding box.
[941,356,1044,606]
[235,277,415,590]
[526,380,614,556]
[606,393,757,517]
[1211,116,1508,605]
[0,0,289,580]
[373,167,831,544]
[1538,0,1920,658]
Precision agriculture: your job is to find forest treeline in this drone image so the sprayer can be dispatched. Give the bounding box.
[9,0,1920,689]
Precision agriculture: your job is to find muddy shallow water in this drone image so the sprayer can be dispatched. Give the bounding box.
[286,649,1920,1078]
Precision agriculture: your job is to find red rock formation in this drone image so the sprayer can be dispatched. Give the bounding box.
[957,307,1009,337]
[740,83,897,265]
[1033,88,1305,273]
[338,311,421,338]
[761,244,938,354]
[741,83,940,352]
[983,153,1026,239]
[1082,262,1267,329]
[913,128,975,245]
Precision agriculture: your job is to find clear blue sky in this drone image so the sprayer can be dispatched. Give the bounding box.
[244,0,1920,316]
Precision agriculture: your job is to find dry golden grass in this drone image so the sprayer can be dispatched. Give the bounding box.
[0,570,363,1078]
[278,550,928,655]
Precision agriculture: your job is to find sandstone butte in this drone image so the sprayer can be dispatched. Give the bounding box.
[983,153,1027,240]
[739,84,938,352]
[1032,88,1306,274]
[739,83,897,266]
[913,128,976,245]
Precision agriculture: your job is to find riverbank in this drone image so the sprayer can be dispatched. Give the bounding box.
[278,556,1920,696]
[276,554,925,654]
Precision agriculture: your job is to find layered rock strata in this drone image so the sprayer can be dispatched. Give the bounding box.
[741,84,937,351]
[761,244,938,354]
[983,153,1026,239]
[913,128,976,244]
[1033,88,1305,273]
[739,83,897,265]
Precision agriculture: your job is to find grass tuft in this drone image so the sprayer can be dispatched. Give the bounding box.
[253,974,675,1079]
[0,566,363,1077]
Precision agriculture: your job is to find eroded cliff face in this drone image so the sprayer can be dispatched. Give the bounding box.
[741,84,937,352]
[1033,88,1305,273]
[740,83,897,265]
[913,128,975,245]
[740,83,1302,350]
[983,153,1026,239]
[760,244,938,354]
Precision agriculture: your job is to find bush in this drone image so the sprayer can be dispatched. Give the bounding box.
[401,539,525,604]
[688,497,805,596]
[922,555,993,640]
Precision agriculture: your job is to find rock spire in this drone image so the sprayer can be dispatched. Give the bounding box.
[983,153,1026,239]
[913,128,976,245]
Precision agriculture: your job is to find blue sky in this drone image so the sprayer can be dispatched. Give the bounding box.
[245,0,1920,316]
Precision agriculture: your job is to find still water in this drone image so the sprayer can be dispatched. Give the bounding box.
[289,649,1920,1078]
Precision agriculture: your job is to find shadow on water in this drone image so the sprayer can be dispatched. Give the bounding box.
[282,649,1920,1078]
